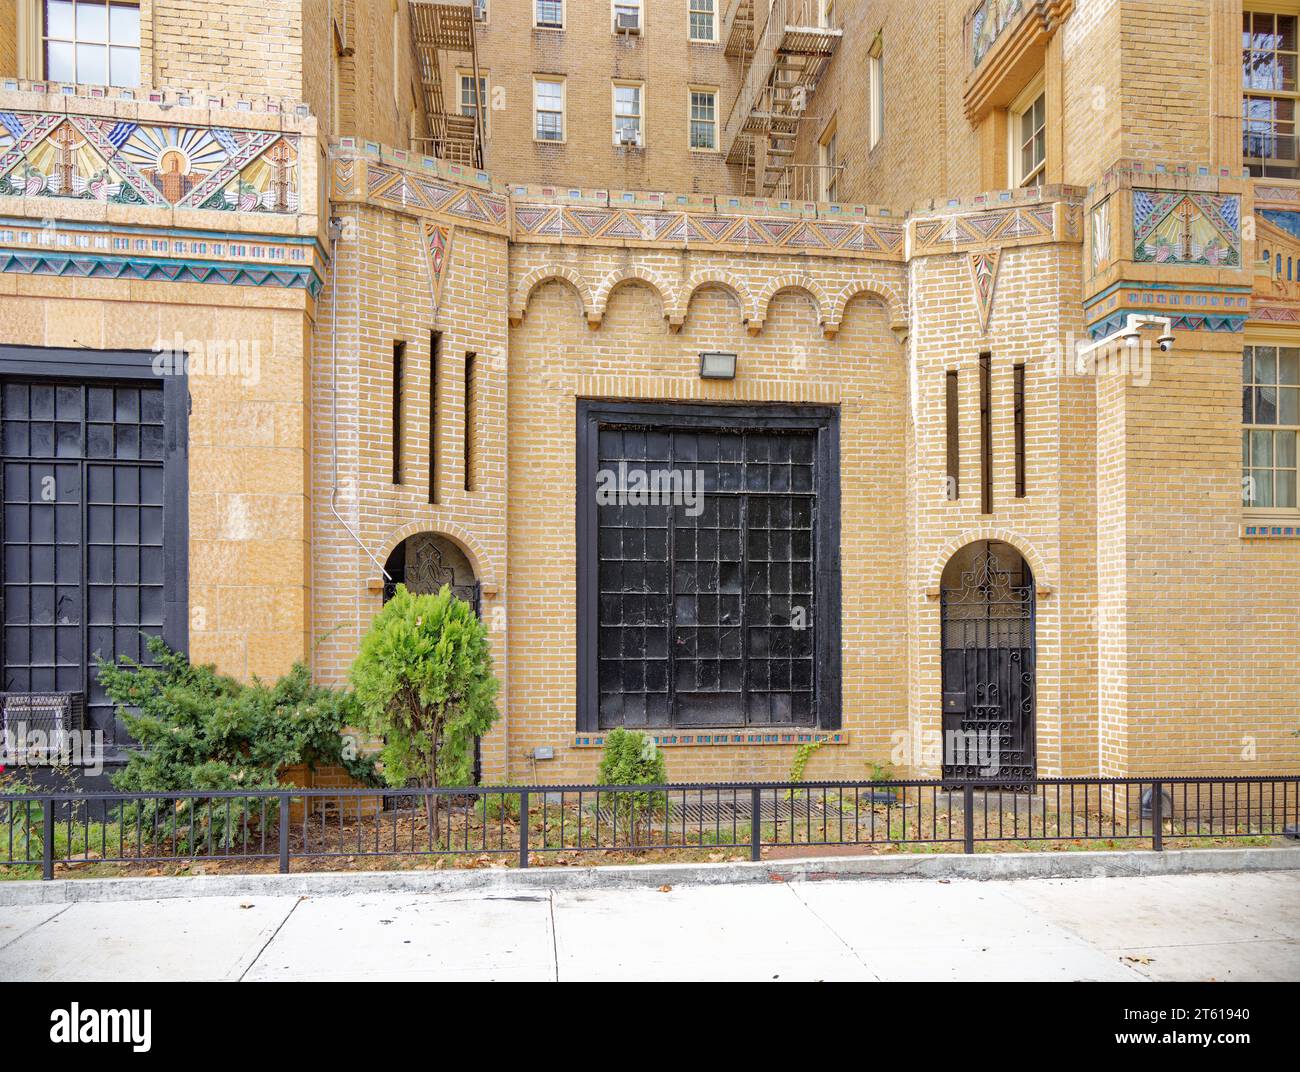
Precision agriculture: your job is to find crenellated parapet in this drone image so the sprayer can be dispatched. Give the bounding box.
[328,139,1092,346]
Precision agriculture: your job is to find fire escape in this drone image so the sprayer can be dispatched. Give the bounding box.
[722,0,842,198]
[409,0,485,169]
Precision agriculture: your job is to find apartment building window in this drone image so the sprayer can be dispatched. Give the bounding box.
[819,121,840,202]
[473,0,488,21]
[535,0,563,29]
[689,0,717,42]
[613,1,642,34]
[868,37,884,149]
[1244,9,1299,178]
[614,82,644,146]
[1243,344,1299,510]
[459,72,488,132]
[43,0,140,87]
[1011,78,1046,187]
[689,88,718,150]
[534,77,565,142]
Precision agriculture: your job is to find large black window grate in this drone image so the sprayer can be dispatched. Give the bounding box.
[1,379,170,748]
[582,404,839,731]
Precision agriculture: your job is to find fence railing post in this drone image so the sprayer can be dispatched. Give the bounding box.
[278,795,290,873]
[750,786,762,862]
[519,790,530,869]
[1151,781,1163,852]
[42,796,54,881]
[963,783,975,854]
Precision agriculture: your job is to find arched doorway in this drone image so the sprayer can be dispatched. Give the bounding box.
[939,541,1035,781]
[382,532,480,613]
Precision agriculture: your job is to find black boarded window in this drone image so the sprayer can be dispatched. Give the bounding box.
[577,402,841,732]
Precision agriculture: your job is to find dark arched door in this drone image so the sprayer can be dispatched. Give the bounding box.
[940,541,1035,782]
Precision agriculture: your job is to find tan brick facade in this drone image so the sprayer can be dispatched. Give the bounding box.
[0,0,1296,785]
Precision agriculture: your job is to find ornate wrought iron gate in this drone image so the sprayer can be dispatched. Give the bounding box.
[940,545,1036,781]
[382,536,481,614]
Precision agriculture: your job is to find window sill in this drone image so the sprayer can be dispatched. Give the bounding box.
[1241,519,1300,537]
[573,730,849,749]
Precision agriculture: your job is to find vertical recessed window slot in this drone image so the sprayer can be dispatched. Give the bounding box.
[1013,362,1026,499]
[945,369,960,500]
[429,332,440,504]
[979,351,993,514]
[464,352,476,492]
[392,341,405,485]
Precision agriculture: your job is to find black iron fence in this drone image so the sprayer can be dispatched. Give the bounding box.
[2,775,1297,879]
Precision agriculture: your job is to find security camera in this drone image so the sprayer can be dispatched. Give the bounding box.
[1076,314,1176,365]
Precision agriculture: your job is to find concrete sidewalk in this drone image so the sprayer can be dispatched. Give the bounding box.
[2,871,1297,981]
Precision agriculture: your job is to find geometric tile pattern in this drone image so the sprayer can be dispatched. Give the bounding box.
[0,111,299,212]
[911,202,1061,256]
[364,161,508,231]
[0,216,323,295]
[967,249,1001,330]
[572,730,850,749]
[1133,190,1240,267]
[423,221,453,309]
[1085,281,1251,336]
[511,201,906,259]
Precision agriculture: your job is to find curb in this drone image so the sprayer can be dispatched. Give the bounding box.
[2,846,1298,905]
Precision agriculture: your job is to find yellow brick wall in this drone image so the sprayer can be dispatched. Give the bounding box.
[0,0,16,78]
[147,0,305,100]
[450,0,742,193]
[335,0,425,149]
[904,218,1098,777]
[1060,0,1123,187]
[502,256,909,782]
[1107,336,1300,775]
[310,200,513,777]
[789,0,957,207]
[0,278,315,685]
[1119,0,1214,166]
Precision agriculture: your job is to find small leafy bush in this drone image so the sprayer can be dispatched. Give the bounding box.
[596,728,668,835]
[350,585,501,839]
[97,636,378,849]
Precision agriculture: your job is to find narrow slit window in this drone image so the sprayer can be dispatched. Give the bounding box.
[429,332,440,504]
[392,341,405,485]
[945,369,960,500]
[979,352,993,514]
[463,352,476,492]
[1013,363,1026,498]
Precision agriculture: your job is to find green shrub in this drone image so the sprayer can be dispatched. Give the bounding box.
[350,584,501,839]
[596,727,668,836]
[97,636,378,849]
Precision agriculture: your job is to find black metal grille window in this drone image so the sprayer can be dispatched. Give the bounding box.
[0,348,187,760]
[578,402,840,731]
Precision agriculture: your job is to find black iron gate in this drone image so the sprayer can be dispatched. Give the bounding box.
[940,545,1035,781]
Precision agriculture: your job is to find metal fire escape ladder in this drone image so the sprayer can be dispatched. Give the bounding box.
[723,0,841,198]
[409,0,485,169]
